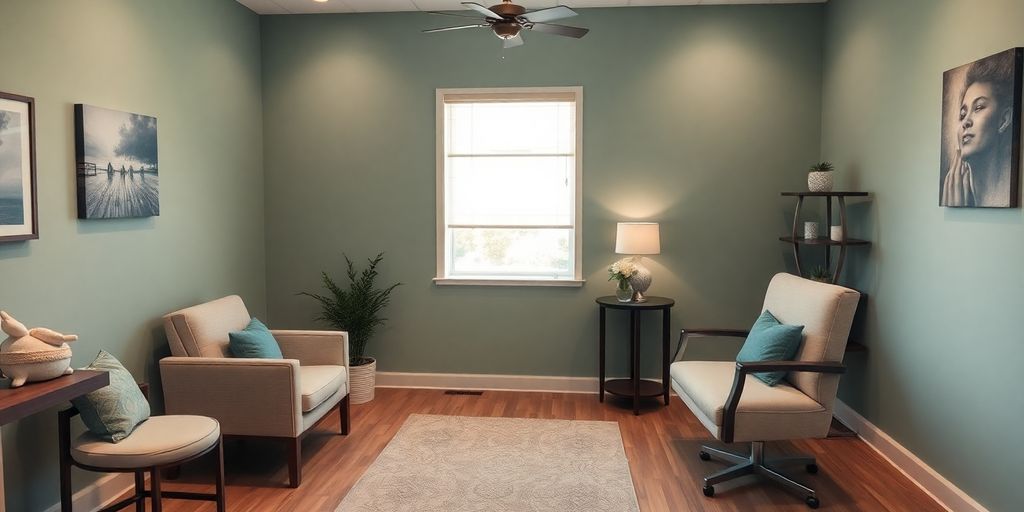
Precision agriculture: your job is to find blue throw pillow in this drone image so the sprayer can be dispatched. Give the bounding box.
[228,318,283,359]
[71,350,150,443]
[736,310,804,386]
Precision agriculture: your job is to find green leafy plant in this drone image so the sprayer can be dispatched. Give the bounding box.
[809,161,834,173]
[809,265,832,283]
[301,253,401,366]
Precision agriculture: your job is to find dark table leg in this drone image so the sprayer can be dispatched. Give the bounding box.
[599,306,606,402]
[663,308,671,405]
[632,310,641,416]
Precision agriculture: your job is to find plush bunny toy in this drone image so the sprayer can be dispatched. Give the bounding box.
[0,311,76,387]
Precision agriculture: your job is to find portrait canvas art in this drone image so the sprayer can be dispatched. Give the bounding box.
[0,92,37,242]
[75,104,159,219]
[940,48,1023,208]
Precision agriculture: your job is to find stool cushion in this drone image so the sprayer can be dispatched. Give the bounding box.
[300,365,347,412]
[72,415,219,469]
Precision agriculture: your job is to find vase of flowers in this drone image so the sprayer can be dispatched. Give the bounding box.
[608,259,638,302]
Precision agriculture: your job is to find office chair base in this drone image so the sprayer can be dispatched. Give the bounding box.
[699,441,820,509]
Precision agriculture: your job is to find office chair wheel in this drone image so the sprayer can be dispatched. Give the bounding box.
[698,451,711,461]
[806,463,818,474]
[702,484,715,497]
[805,495,820,509]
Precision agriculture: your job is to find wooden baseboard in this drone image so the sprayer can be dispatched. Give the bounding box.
[833,400,987,512]
[41,472,136,512]
[375,371,605,394]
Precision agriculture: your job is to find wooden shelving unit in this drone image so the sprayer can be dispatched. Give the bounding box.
[780,191,871,354]
[779,191,870,284]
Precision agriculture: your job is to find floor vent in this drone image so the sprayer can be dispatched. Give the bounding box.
[444,390,484,396]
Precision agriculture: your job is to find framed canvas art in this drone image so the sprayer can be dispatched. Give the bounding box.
[940,48,1023,208]
[75,104,159,219]
[0,91,37,243]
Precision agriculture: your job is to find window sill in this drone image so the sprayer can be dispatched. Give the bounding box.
[433,278,585,287]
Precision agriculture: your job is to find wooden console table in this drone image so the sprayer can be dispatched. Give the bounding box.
[0,370,109,511]
[597,296,674,415]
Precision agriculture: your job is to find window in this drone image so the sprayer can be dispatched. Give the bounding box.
[435,87,583,286]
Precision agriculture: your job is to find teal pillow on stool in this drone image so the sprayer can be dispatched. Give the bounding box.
[71,350,150,443]
[736,310,804,386]
[228,318,283,359]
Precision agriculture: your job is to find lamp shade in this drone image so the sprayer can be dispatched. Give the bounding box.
[615,222,661,255]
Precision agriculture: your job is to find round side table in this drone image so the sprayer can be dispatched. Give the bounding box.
[596,296,675,415]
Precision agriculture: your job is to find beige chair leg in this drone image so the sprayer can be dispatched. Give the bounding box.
[287,438,302,488]
[340,395,351,435]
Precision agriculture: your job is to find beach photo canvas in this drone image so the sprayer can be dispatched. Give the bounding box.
[0,92,37,242]
[940,48,1023,208]
[75,104,159,219]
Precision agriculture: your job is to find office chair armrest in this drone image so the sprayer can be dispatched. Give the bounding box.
[720,360,846,443]
[673,328,750,362]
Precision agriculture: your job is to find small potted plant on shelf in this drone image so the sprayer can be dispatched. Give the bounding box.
[809,265,832,283]
[608,258,638,302]
[302,253,401,404]
[807,161,835,192]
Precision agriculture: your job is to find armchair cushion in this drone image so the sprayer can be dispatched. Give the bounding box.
[736,310,803,386]
[300,365,347,412]
[228,318,283,359]
[670,361,829,442]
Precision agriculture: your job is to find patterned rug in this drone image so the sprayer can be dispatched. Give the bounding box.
[336,414,640,512]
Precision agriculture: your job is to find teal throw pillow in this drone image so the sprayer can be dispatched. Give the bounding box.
[228,318,283,359]
[736,310,804,386]
[70,350,150,443]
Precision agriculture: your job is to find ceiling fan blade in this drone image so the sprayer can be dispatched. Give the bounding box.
[462,2,504,19]
[527,22,589,39]
[427,11,487,19]
[503,34,524,48]
[522,6,578,23]
[423,24,488,33]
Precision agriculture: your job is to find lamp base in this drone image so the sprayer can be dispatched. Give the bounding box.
[627,258,652,302]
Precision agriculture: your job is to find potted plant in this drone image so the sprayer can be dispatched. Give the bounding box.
[302,253,401,404]
[809,265,832,283]
[807,161,834,192]
[608,258,638,302]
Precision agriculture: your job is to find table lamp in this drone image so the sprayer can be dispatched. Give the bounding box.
[615,222,661,302]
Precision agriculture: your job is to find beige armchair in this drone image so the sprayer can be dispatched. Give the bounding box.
[670,273,859,509]
[159,295,350,488]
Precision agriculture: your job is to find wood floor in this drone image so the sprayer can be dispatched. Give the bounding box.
[134,388,943,511]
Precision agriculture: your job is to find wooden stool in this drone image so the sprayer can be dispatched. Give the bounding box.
[59,402,225,512]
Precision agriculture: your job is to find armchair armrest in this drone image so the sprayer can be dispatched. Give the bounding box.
[272,330,349,369]
[159,357,302,438]
[720,360,846,443]
[674,327,750,362]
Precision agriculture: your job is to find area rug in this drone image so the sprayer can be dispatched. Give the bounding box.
[336,414,640,512]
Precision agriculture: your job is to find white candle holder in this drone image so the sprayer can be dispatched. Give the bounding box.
[830,225,844,241]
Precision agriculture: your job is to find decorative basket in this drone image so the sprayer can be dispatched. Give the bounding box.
[349,357,377,404]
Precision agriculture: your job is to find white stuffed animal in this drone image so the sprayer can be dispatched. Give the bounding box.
[0,311,76,387]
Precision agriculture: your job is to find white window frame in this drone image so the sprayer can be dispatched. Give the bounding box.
[434,86,584,287]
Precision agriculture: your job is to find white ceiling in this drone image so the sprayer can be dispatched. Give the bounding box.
[237,0,824,15]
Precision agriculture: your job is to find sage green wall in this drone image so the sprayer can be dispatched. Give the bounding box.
[261,6,823,377]
[821,0,1024,510]
[0,1,265,510]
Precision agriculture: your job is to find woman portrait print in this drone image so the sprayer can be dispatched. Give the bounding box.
[940,48,1022,208]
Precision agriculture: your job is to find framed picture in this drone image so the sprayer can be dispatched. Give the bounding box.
[0,91,37,243]
[940,47,1023,208]
[75,104,159,219]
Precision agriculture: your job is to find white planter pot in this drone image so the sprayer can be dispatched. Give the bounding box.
[807,171,834,192]
[349,358,376,404]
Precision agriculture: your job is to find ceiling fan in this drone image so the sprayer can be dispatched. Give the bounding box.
[423,1,590,48]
